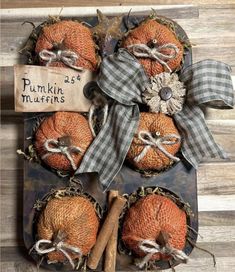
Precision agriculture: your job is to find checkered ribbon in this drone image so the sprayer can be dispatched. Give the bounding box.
[175,59,234,168]
[76,50,234,190]
[76,49,149,190]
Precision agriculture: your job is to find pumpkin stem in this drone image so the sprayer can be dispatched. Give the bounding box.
[53,229,67,244]
[52,41,66,51]
[58,135,71,147]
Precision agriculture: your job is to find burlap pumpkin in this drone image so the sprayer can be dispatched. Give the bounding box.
[35,20,98,71]
[123,19,183,77]
[126,112,181,171]
[35,112,93,172]
[37,196,99,262]
[122,194,187,261]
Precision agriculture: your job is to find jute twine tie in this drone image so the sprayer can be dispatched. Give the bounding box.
[137,239,188,269]
[39,49,84,71]
[42,139,84,170]
[134,131,181,163]
[127,43,179,73]
[34,239,82,269]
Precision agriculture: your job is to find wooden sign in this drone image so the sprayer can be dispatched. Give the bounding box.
[14,65,94,112]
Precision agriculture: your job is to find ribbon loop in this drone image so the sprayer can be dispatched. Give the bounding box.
[139,239,161,254]
[127,43,179,72]
[35,239,55,254]
[175,59,234,168]
[39,50,57,62]
[39,49,83,71]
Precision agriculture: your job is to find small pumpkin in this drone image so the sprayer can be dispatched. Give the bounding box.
[37,196,99,263]
[35,112,93,172]
[122,194,187,262]
[35,20,98,71]
[126,112,181,171]
[122,19,183,77]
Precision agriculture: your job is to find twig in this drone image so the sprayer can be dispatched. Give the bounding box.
[187,237,216,267]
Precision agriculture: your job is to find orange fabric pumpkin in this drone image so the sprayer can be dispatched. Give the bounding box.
[35,112,93,172]
[127,112,181,171]
[123,19,183,77]
[35,20,98,71]
[122,194,187,261]
[37,196,99,262]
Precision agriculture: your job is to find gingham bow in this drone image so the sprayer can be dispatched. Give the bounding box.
[76,49,234,190]
[39,49,84,71]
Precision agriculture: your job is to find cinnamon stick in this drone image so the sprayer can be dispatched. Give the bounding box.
[87,195,126,270]
[104,190,119,272]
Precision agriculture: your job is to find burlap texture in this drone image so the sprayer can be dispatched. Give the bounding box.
[37,196,99,262]
[123,19,183,77]
[35,112,93,171]
[122,194,187,261]
[126,112,181,171]
[35,20,98,71]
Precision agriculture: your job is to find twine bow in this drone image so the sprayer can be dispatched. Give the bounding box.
[127,43,179,72]
[39,49,84,71]
[42,139,84,170]
[34,239,82,269]
[134,131,181,163]
[137,239,188,269]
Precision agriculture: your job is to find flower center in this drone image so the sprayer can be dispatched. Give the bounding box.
[159,87,172,101]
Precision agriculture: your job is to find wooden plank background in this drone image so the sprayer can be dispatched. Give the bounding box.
[1,2,235,271]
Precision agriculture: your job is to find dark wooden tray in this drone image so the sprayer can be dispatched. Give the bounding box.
[23,13,197,271]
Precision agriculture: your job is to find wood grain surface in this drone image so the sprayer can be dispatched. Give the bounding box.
[1,2,235,272]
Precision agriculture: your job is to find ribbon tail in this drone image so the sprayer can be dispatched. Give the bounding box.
[174,105,228,169]
[76,102,140,191]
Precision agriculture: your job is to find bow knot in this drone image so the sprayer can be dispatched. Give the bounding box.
[42,139,84,171]
[134,131,181,163]
[137,239,188,268]
[34,239,82,269]
[127,43,179,72]
[39,49,84,71]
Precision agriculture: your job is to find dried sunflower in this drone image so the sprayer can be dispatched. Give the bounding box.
[143,72,186,115]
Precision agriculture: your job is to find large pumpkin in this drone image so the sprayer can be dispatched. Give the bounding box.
[122,194,187,261]
[126,112,181,171]
[123,19,183,77]
[35,112,93,172]
[37,196,99,262]
[35,20,98,71]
